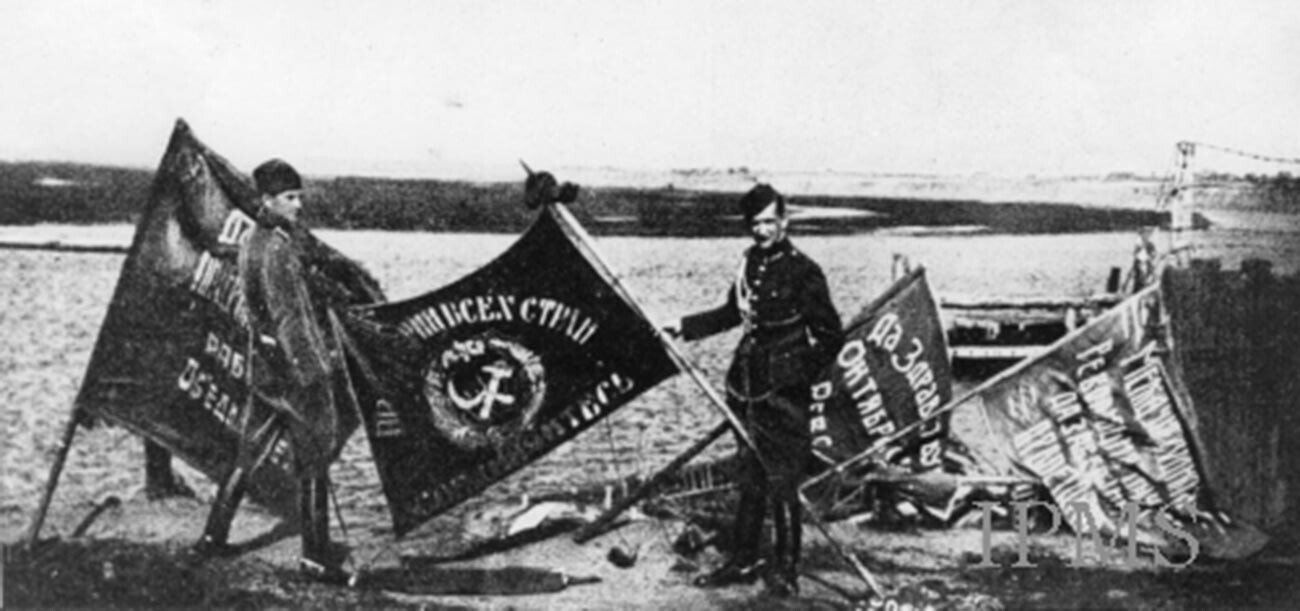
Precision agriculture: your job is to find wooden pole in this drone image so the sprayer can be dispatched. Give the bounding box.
[551,203,758,451]
[574,421,728,543]
[25,410,84,545]
[799,491,882,595]
[0,241,128,254]
[940,293,1122,310]
[800,397,966,494]
[70,495,122,538]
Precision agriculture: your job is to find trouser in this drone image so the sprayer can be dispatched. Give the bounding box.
[298,468,332,563]
[144,440,175,487]
[200,416,283,548]
[201,467,332,561]
[728,389,810,577]
[202,466,333,561]
[199,415,334,564]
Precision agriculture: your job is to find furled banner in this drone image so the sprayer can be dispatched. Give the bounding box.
[340,204,679,536]
[73,119,380,514]
[807,267,954,471]
[953,284,1241,556]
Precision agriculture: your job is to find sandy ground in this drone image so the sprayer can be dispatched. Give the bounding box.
[6,490,1300,610]
[3,222,1297,609]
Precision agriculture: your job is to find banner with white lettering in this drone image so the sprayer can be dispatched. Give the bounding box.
[73,120,380,514]
[340,204,680,536]
[808,267,955,471]
[953,285,1243,556]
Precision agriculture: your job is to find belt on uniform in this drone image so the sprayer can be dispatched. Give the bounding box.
[743,313,803,334]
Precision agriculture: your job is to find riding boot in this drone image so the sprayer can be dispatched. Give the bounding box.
[196,465,248,555]
[731,486,766,563]
[299,473,349,583]
[144,441,194,499]
[695,487,767,587]
[764,498,802,597]
[772,494,789,569]
[300,475,327,557]
[787,498,803,583]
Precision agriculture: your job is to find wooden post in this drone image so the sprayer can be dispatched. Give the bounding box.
[25,410,83,545]
[1169,141,1196,255]
[573,422,728,544]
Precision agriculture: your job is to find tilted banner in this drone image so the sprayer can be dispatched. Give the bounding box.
[953,285,1226,554]
[804,267,974,520]
[340,204,679,536]
[808,267,954,471]
[73,120,378,514]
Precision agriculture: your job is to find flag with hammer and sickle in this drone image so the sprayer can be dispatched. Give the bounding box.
[338,203,679,536]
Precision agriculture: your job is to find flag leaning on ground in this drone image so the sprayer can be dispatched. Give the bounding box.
[953,284,1266,560]
[338,203,680,536]
[804,267,975,521]
[72,119,381,515]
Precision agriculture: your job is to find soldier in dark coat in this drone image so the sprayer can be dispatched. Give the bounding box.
[196,159,352,583]
[668,184,843,596]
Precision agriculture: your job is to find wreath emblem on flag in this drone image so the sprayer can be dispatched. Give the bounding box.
[422,332,547,450]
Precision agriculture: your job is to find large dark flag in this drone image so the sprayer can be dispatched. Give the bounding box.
[804,268,970,519]
[808,267,954,471]
[340,204,679,536]
[952,284,1261,557]
[73,119,380,514]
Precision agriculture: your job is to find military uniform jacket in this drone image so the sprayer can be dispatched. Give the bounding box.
[239,219,339,470]
[681,239,843,401]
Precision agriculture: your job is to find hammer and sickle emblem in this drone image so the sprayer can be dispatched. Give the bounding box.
[449,360,518,421]
[424,333,547,449]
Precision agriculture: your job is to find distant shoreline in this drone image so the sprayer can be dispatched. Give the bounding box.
[7,159,1295,236]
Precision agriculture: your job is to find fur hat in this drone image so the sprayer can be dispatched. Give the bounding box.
[738,183,785,221]
[253,158,302,196]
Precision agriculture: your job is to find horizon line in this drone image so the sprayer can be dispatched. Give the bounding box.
[0,156,1180,183]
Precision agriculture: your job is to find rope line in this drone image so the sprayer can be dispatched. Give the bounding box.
[1183,141,1300,167]
[1157,140,1300,210]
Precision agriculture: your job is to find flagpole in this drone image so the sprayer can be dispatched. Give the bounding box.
[547,202,883,596]
[799,490,883,595]
[548,203,760,451]
[574,421,729,544]
[801,397,966,494]
[26,409,84,545]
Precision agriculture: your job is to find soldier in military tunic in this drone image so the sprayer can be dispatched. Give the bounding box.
[668,184,843,596]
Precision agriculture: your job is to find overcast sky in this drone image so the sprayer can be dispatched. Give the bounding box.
[3,0,1298,180]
